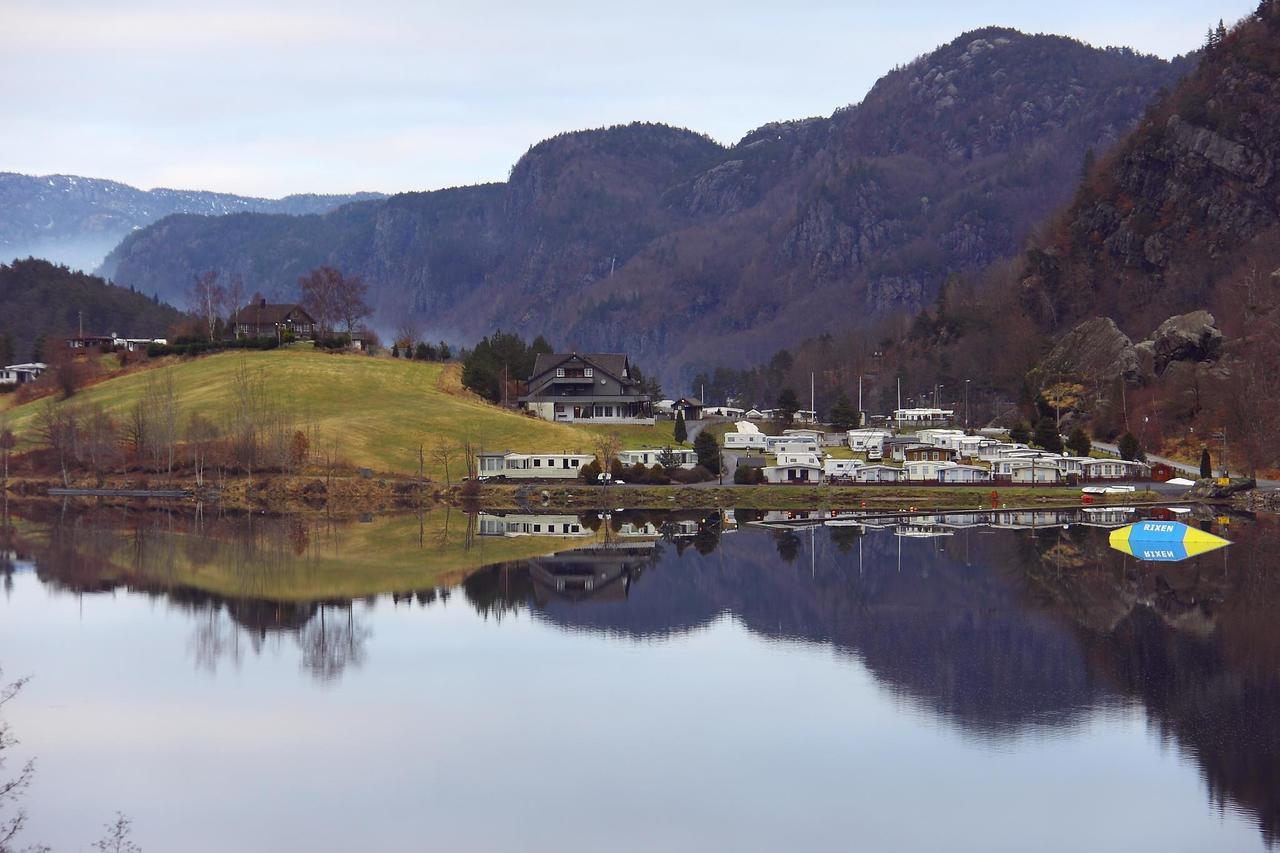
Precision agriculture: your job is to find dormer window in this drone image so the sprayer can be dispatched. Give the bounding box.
[584,367,593,378]
[556,367,565,377]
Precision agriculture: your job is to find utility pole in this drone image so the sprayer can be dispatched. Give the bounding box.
[965,379,971,431]
[810,372,815,424]
[858,375,863,426]
[897,377,902,413]
[78,310,83,339]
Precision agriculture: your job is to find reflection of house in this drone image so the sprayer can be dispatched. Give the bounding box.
[477,451,594,479]
[476,513,590,537]
[229,300,316,339]
[1078,507,1137,527]
[0,362,45,385]
[519,352,654,424]
[527,542,659,604]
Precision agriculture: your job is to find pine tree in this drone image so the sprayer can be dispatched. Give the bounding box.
[1034,416,1063,454]
[391,344,400,358]
[1067,427,1091,458]
[1217,19,1228,44]
[829,394,860,431]
[1009,421,1031,444]
[1118,432,1144,462]
[776,388,800,429]
[674,410,688,444]
[694,430,721,474]
[1200,447,1212,478]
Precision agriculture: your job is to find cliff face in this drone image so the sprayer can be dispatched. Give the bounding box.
[1021,6,1280,335]
[101,29,1189,386]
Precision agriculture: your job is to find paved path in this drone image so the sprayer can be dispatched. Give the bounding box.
[1093,442,1279,489]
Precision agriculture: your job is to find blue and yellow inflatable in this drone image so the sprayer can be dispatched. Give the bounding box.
[1108,520,1231,561]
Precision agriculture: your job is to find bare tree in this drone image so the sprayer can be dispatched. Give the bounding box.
[142,371,179,481]
[297,266,342,340]
[92,811,140,853]
[188,270,226,342]
[185,413,219,488]
[430,439,459,485]
[34,400,77,487]
[0,667,37,853]
[0,416,14,487]
[334,274,371,336]
[82,404,121,483]
[593,432,622,474]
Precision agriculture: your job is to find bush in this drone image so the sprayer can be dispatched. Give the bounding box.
[626,462,648,483]
[459,479,482,498]
[646,464,670,485]
[579,459,602,482]
[669,465,714,484]
[609,458,626,482]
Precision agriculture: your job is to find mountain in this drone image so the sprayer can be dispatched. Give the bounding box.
[1020,5,1280,336]
[100,28,1193,387]
[0,258,184,364]
[0,173,386,272]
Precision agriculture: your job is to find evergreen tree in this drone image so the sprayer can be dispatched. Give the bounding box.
[1217,19,1228,44]
[391,344,400,358]
[1118,432,1144,462]
[674,410,688,444]
[1009,421,1031,444]
[438,341,452,360]
[829,394,860,431]
[1200,447,1213,478]
[1067,427,1091,458]
[776,388,800,429]
[1033,417,1063,454]
[415,342,432,360]
[0,332,13,366]
[694,430,721,474]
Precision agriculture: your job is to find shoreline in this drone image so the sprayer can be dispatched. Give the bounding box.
[3,474,1183,515]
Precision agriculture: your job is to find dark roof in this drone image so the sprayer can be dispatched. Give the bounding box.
[530,352,630,382]
[230,302,314,325]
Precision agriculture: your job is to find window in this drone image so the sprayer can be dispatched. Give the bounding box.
[533,459,541,467]
[584,367,593,378]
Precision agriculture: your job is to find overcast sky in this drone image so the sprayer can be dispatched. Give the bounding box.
[0,0,1259,198]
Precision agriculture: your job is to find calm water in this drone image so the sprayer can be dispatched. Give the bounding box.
[1,505,1277,852]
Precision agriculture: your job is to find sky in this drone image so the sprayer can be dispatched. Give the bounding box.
[0,0,1260,199]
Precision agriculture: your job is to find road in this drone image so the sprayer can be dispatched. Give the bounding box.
[1092,441,1279,489]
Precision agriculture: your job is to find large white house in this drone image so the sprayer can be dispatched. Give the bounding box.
[893,407,955,426]
[476,451,595,480]
[1078,459,1149,480]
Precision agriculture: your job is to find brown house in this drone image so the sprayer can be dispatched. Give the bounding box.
[903,445,957,463]
[229,300,316,340]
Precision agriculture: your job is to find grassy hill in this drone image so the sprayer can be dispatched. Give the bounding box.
[1,348,600,478]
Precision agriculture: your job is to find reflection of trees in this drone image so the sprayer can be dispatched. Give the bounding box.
[298,606,370,682]
[773,530,800,563]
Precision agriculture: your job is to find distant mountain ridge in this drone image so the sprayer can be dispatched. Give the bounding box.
[99,27,1195,387]
[0,172,386,272]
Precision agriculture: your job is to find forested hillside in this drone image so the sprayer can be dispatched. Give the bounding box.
[101,28,1192,387]
[0,258,183,364]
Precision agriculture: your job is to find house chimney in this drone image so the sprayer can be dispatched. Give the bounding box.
[259,297,267,308]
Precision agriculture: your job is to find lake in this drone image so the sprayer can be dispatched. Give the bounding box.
[1,504,1277,852]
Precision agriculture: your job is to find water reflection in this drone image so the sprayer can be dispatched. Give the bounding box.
[1,501,1277,846]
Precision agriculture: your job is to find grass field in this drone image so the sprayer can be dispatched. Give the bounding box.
[0,349,598,478]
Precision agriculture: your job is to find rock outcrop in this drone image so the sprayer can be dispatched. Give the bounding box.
[1033,317,1141,385]
[1146,310,1224,374]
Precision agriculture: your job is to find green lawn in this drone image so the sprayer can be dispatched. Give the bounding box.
[580,421,690,450]
[1,349,598,478]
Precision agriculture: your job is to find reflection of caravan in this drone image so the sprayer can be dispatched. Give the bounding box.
[476,513,590,537]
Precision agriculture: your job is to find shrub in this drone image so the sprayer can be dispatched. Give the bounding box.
[579,459,602,482]
[647,464,670,485]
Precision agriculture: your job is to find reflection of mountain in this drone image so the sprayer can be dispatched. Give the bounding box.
[463,518,1280,846]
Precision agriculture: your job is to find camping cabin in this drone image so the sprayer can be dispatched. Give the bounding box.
[763,463,822,484]
[476,452,595,480]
